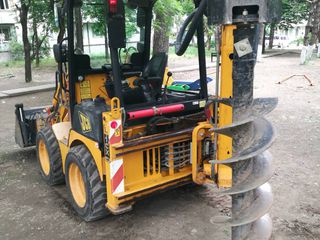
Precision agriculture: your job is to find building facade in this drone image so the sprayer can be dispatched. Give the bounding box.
[0,0,19,61]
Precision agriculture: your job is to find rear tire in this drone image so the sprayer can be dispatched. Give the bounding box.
[65,145,109,221]
[36,126,64,185]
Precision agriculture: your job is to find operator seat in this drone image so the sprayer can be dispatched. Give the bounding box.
[139,52,168,101]
[106,53,168,105]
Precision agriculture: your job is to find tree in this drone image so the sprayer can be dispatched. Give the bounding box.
[74,6,84,51]
[267,0,309,49]
[304,0,320,45]
[30,0,55,66]
[16,0,56,81]
[82,1,108,58]
[204,18,215,50]
[16,0,32,83]
[268,23,276,49]
[152,0,184,54]
[56,0,67,43]
[82,1,138,59]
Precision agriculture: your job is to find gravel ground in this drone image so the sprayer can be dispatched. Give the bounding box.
[0,53,320,240]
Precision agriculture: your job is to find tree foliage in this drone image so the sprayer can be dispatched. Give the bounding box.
[304,0,320,45]
[30,0,55,65]
[279,0,310,30]
[153,0,196,53]
[266,0,310,49]
[82,1,137,39]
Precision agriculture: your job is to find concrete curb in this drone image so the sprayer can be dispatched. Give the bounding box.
[0,83,55,99]
[262,50,300,58]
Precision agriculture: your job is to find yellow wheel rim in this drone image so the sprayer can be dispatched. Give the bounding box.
[38,139,50,176]
[69,163,86,208]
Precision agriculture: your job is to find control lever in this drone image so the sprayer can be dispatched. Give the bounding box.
[162,71,173,103]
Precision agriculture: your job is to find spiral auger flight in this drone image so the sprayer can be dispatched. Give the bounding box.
[213,99,277,239]
[209,25,279,240]
[206,1,282,239]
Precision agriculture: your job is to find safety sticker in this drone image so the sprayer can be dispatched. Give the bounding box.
[110,159,124,194]
[109,120,122,145]
[80,80,91,99]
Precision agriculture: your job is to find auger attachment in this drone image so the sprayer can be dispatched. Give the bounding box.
[207,1,282,239]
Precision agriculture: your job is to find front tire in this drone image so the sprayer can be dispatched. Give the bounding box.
[65,145,109,221]
[36,127,64,185]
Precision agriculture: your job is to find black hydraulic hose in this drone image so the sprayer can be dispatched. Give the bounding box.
[175,0,207,56]
[110,47,124,106]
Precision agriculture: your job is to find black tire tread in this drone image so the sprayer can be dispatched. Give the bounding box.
[67,145,108,221]
[36,126,64,185]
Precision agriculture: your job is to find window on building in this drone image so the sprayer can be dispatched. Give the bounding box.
[0,26,11,42]
[0,0,9,9]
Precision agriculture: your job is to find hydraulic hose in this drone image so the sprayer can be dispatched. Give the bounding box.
[175,0,207,56]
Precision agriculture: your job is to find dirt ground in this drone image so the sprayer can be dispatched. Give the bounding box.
[0,53,320,240]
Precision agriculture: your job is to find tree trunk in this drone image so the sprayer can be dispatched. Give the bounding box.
[74,7,84,51]
[32,21,40,67]
[262,25,266,54]
[102,2,109,61]
[206,34,212,50]
[104,24,110,61]
[257,23,264,61]
[204,20,212,50]
[153,12,169,54]
[57,6,66,43]
[268,23,275,50]
[304,1,320,45]
[19,1,32,83]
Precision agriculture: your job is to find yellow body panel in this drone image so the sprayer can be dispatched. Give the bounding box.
[75,73,109,104]
[191,123,212,184]
[163,67,174,86]
[67,130,105,180]
[217,25,236,188]
[49,64,214,213]
[104,119,194,210]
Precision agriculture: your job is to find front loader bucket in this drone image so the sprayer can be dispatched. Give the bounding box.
[15,104,47,148]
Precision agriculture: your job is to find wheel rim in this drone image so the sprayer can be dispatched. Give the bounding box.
[69,163,86,208]
[38,139,50,176]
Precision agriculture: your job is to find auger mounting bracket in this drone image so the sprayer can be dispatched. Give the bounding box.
[207,0,282,25]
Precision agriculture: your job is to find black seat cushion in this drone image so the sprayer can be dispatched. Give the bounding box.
[130,52,145,67]
[142,52,168,99]
[74,54,91,70]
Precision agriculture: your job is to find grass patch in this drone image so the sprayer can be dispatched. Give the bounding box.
[0,46,213,70]
[169,45,213,58]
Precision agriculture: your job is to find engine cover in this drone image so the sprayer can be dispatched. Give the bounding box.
[73,99,110,145]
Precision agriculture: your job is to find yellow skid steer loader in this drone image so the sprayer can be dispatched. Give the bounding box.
[15,0,281,239]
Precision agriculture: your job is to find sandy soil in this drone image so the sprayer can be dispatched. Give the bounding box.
[0,53,320,240]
